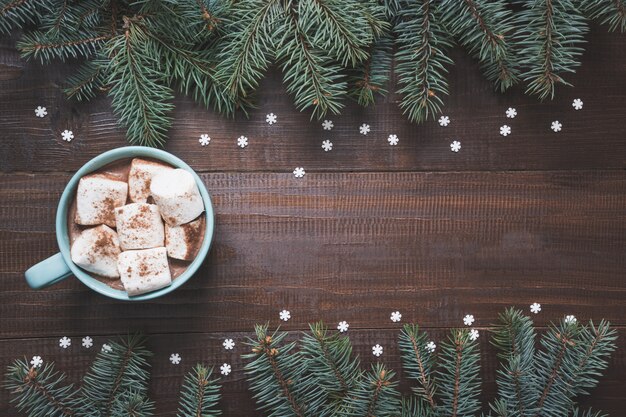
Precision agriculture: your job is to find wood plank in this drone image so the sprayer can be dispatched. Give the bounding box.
[1,171,624,338]
[1,28,626,173]
[1,329,625,416]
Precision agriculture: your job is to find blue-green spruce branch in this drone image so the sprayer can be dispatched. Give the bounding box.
[0,0,624,146]
[5,309,618,416]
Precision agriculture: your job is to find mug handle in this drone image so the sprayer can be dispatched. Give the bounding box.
[25,252,73,289]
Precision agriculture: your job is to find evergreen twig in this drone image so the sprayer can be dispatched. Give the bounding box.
[177,364,221,417]
[582,0,626,32]
[440,0,519,92]
[395,0,453,123]
[398,323,438,409]
[516,0,588,100]
[436,328,481,417]
[5,360,79,416]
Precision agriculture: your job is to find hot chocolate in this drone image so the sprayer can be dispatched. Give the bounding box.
[67,158,205,293]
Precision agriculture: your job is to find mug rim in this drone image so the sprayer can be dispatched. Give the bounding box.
[56,146,214,301]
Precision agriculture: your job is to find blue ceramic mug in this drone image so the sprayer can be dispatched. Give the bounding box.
[24,147,214,300]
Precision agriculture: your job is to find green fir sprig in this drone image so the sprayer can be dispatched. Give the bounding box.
[4,310,619,417]
[1,0,625,146]
[176,364,221,417]
[394,0,454,123]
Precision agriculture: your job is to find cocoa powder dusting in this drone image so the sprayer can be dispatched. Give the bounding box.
[68,157,200,291]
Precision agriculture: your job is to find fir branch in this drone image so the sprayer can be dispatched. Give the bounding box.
[361,0,390,38]
[568,320,617,396]
[4,359,79,416]
[343,363,400,417]
[300,322,361,415]
[243,324,308,417]
[400,395,434,417]
[104,17,174,147]
[490,308,536,417]
[64,57,107,101]
[215,0,282,100]
[79,334,152,416]
[395,0,454,123]
[348,35,392,106]
[516,0,588,100]
[571,408,609,417]
[297,0,373,66]
[0,0,40,34]
[439,0,519,92]
[436,328,481,417]
[581,0,626,32]
[177,365,221,417]
[108,391,155,417]
[530,318,582,417]
[17,30,108,63]
[276,0,347,119]
[398,323,437,409]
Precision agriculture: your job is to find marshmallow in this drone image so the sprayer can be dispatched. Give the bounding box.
[117,247,172,296]
[114,203,165,250]
[128,158,173,203]
[75,174,128,227]
[70,225,121,278]
[165,216,205,260]
[150,169,204,226]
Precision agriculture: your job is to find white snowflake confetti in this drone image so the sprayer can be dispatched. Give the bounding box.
[279,309,291,321]
[59,337,71,349]
[237,135,248,148]
[322,120,334,130]
[426,341,436,353]
[372,344,383,357]
[82,336,93,349]
[220,363,232,376]
[572,98,583,110]
[500,125,511,136]
[322,140,333,151]
[266,113,277,125]
[337,321,349,333]
[359,123,370,135]
[551,121,562,132]
[530,302,541,314]
[438,115,450,127]
[506,107,517,118]
[101,344,112,353]
[169,353,181,365]
[463,314,475,326]
[390,311,402,323]
[565,315,577,324]
[450,141,461,153]
[30,356,43,368]
[61,130,74,142]
[293,167,305,178]
[223,338,235,350]
[35,106,47,118]
[199,134,211,146]
[387,134,399,146]
[469,329,479,341]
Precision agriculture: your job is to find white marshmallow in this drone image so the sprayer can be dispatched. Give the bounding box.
[150,169,204,226]
[114,203,165,250]
[128,158,173,203]
[70,225,121,278]
[117,247,172,296]
[75,174,128,227]
[165,216,205,260]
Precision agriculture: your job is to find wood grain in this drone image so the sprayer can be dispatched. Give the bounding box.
[1,28,625,173]
[1,329,625,416]
[1,19,625,417]
[1,171,624,339]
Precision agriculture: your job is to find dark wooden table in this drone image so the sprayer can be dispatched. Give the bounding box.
[1,27,625,416]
